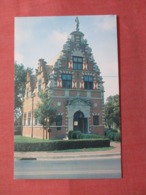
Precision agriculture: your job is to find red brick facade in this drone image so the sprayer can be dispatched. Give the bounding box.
[22,18,105,139]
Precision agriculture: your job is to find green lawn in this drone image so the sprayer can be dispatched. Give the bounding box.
[14,135,52,143]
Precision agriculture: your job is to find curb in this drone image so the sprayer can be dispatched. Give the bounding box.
[15,152,121,160]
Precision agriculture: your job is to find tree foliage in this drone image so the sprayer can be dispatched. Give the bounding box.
[35,92,58,130]
[104,94,120,130]
[14,62,32,131]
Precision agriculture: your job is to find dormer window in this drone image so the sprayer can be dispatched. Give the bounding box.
[73,56,83,70]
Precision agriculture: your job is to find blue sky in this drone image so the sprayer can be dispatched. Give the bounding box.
[15,15,119,101]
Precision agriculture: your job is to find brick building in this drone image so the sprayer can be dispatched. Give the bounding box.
[22,17,105,139]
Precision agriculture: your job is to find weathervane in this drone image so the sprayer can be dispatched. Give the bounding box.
[75,16,79,31]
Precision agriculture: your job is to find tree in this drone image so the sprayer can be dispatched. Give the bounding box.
[35,91,58,139]
[104,94,120,130]
[14,62,32,131]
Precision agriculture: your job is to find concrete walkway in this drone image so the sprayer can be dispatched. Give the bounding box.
[14,142,121,160]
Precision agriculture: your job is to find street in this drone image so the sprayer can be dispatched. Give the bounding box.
[14,155,121,179]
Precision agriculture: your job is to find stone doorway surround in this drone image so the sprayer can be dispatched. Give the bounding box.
[66,98,90,133]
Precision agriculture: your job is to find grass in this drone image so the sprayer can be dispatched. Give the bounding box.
[14,135,108,143]
[14,135,52,143]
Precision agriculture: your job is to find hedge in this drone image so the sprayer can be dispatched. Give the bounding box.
[68,130,104,140]
[14,139,110,152]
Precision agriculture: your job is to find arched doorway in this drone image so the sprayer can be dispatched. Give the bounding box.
[73,111,88,133]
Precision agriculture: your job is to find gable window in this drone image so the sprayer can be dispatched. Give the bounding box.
[84,75,93,89]
[61,74,72,88]
[73,56,83,70]
[23,113,26,126]
[93,115,99,125]
[28,112,31,126]
[56,115,62,126]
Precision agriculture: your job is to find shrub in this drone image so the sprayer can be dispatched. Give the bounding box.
[72,131,81,139]
[68,130,73,139]
[14,139,110,152]
[68,130,81,139]
[79,133,104,139]
[105,129,121,142]
[68,131,104,140]
[113,132,121,141]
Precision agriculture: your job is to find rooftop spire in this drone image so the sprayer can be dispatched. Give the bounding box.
[75,17,79,31]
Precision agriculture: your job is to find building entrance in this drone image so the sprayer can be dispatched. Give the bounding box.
[73,111,88,133]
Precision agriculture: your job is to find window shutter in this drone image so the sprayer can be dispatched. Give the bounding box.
[80,81,84,89]
[83,63,87,70]
[93,81,98,89]
[72,80,77,88]
[68,61,73,69]
[57,79,62,88]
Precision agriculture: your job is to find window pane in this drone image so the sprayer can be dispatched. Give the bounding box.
[73,63,77,69]
[78,57,83,63]
[56,115,62,126]
[67,74,72,80]
[84,76,88,81]
[62,74,72,88]
[73,56,83,70]
[73,57,78,62]
[93,116,99,125]
[62,74,72,80]
[62,74,66,80]
[78,63,82,69]
[67,81,72,88]
[89,76,93,82]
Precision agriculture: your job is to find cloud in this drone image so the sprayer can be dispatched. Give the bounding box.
[14,51,24,64]
[49,30,68,45]
[96,15,116,31]
[104,77,119,101]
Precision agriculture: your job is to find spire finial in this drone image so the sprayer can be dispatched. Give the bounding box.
[75,17,79,31]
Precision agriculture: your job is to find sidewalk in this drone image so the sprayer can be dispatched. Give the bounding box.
[14,142,121,160]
